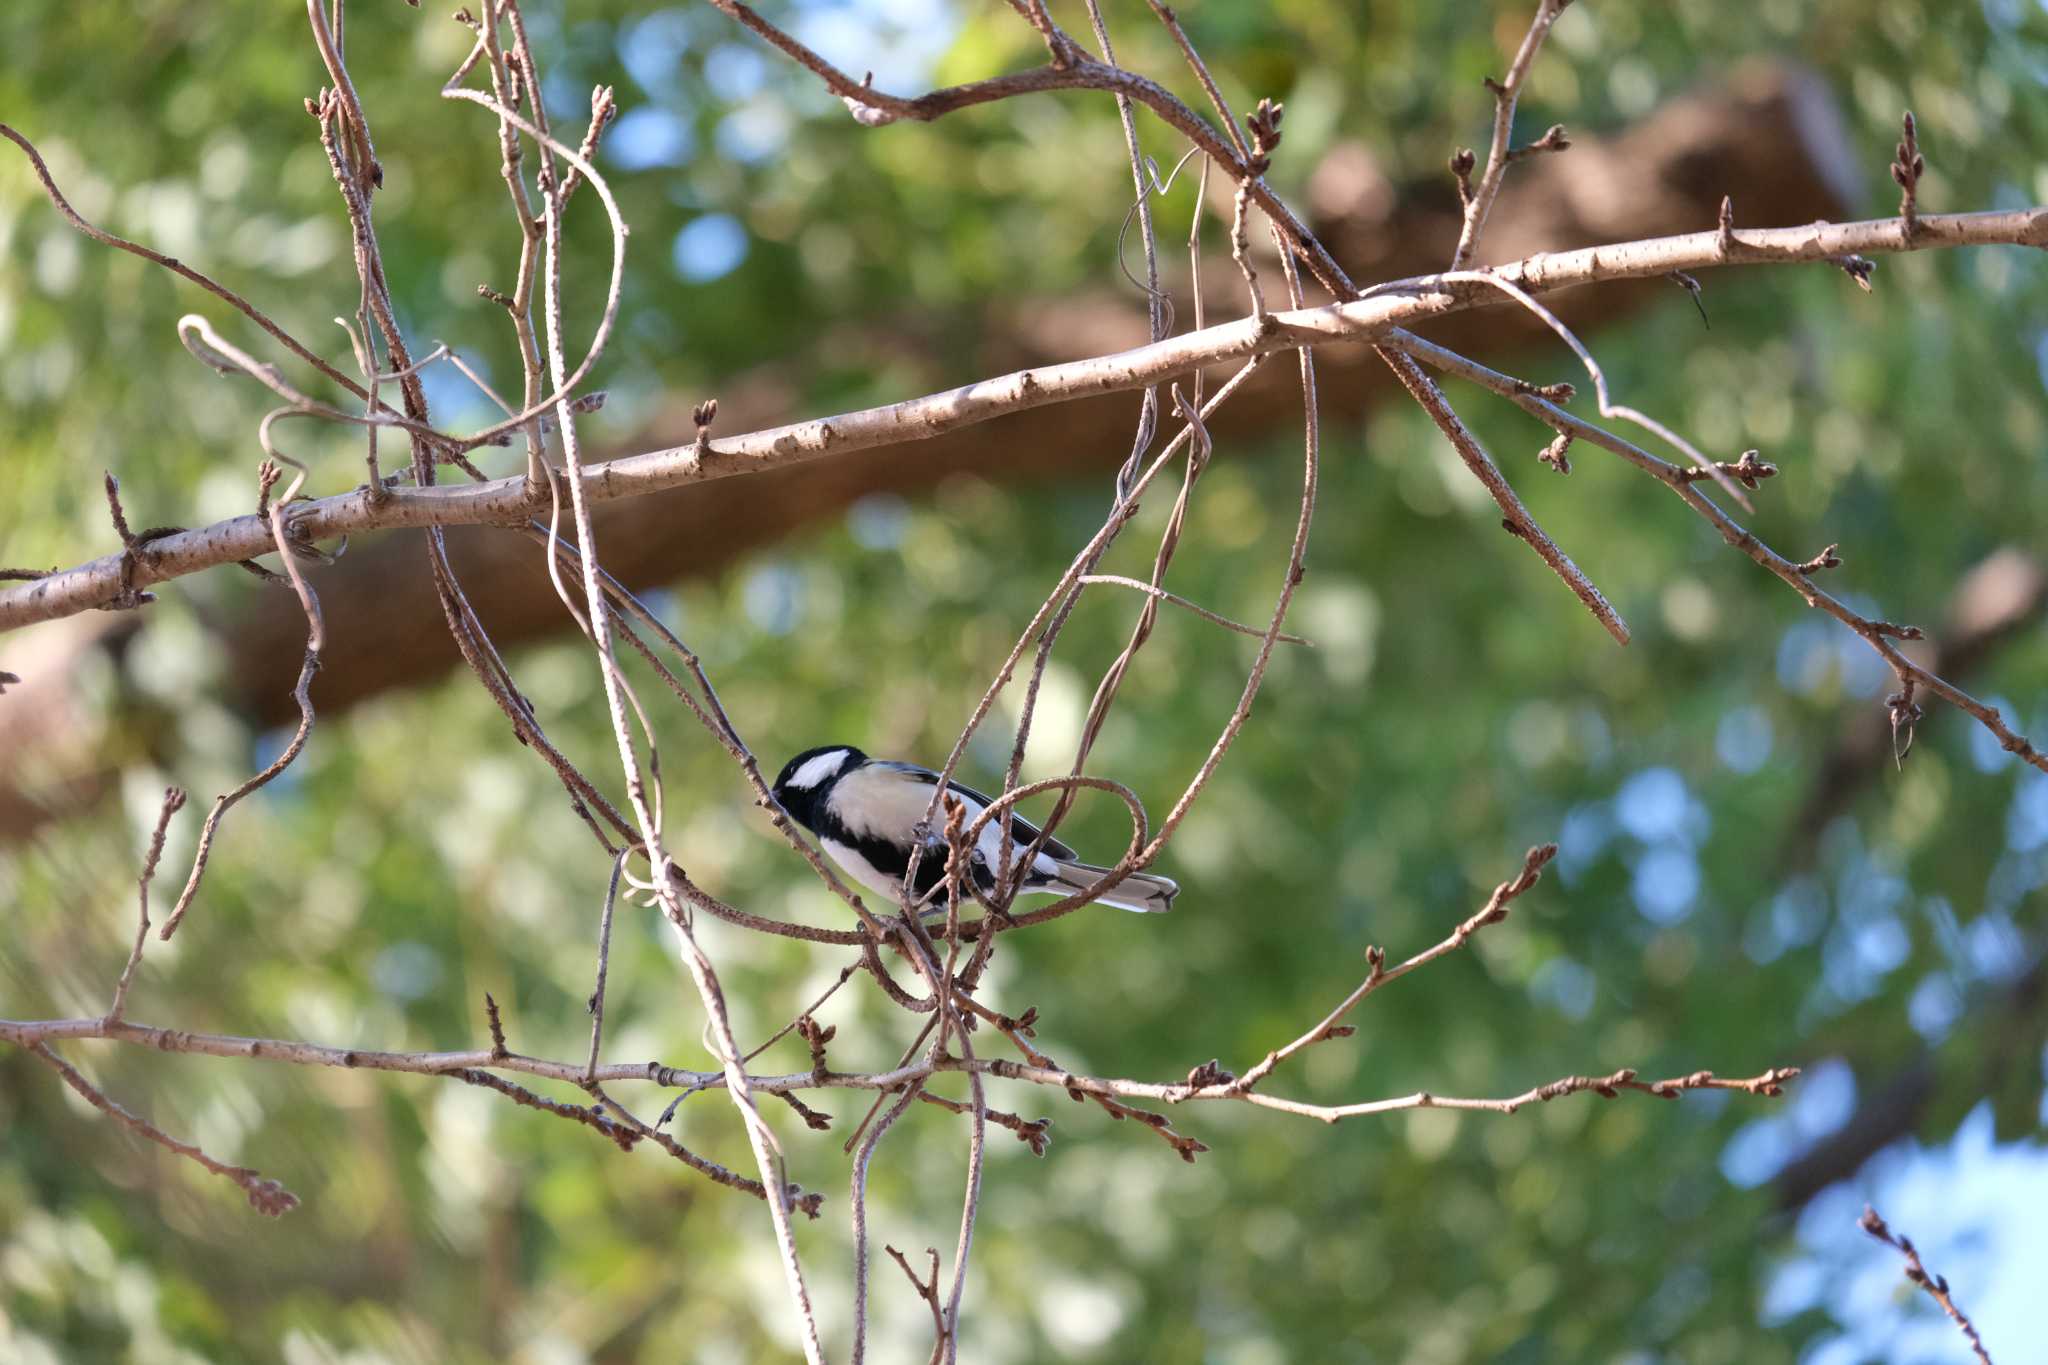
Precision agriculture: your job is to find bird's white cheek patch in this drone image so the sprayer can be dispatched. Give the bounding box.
[786,749,850,790]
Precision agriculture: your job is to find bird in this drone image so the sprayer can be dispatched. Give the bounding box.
[770,745,1179,914]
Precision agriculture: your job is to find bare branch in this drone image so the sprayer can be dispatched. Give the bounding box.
[1859,1205,1994,1365]
[0,122,387,410]
[972,1055,1797,1124]
[705,0,1356,298]
[0,1009,1790,1132]
[886,1244,948,1365]
[587,1081,824,1216]
[1229,844,1558,1095]
[458,1066,637,1152]
[1397,331,2048,772]
[1450,0,1573,269]
[584,848,627,1079]
[851,1075,927,1365]
[9,205,2041,636]
[27,1042,298,1217]
[916,1091,1053,1155]
[1382,350,1630,644]
[160,462,325,940]
[1076,575,1313,644]
[105,786,186,1023]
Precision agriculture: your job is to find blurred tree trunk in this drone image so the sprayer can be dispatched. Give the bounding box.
[3,64,1857,839]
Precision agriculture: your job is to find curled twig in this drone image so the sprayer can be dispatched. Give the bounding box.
[159,460,325,941]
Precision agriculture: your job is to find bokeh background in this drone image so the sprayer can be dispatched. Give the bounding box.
[4,1,2048,1361]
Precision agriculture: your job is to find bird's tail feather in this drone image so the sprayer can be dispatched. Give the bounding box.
[1043,861,1178,914]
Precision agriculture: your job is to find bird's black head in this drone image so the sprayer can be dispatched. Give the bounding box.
[771,745,865,830]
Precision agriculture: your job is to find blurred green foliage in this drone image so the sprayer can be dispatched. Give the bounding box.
[5,1,2048,1361]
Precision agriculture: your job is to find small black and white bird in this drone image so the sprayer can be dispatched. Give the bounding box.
[771,745,1178,914]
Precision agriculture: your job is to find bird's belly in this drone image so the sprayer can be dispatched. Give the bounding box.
[820,833,1038,907]
[820,837,905,900]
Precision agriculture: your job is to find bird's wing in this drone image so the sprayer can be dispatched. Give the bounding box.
[951,778,1080,862]
[879,762,1079,861]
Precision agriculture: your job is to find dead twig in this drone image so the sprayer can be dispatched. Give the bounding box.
[585,848,627,1079]
[1076,575,1313,644]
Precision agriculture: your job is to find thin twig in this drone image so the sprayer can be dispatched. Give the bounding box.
[585,848,627,1079]
[530,50,824,1348]
[1077,575,1312,644]
[1396,331,2048,772]
[106,787,186,1023]
[851,1076,927,1365]
[915,1091,1053,1155]
[587,1080,824,1215]
[886,1245,948,1365]
[1370,267,1756,509]
[27,1042,298,1216]
[705,0,1357,298]
[745,966,860,1066]
[0,122,392,411]
[1858,1205,1994,1365]
[1450,0,1573,269]
[460,1066,636,1151]
[1381,348,1630,644]
[160,462,325,940]
[1232,845,1555,1095]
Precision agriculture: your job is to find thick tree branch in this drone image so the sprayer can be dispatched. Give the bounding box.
[4,206,2040,638]
[0,71,1855,797]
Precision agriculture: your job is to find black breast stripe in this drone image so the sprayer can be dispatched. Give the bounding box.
[815,816,1011,901]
